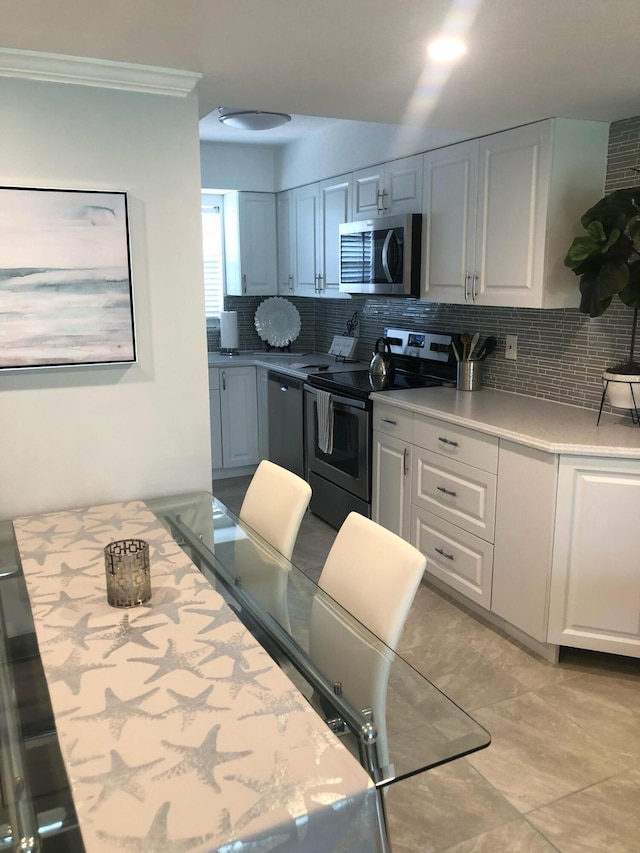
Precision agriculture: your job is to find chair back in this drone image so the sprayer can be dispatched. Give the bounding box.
[318,511,426,650]
[239,460,312,560]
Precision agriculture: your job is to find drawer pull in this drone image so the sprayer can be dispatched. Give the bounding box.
[437,486,457,497]
[438,436,458,447]
[435,547,454,560]
[381,417,397,425]
[403,448,409,476]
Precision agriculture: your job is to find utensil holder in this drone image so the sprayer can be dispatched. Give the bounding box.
[104,539,151,607]
[457,359,482,391]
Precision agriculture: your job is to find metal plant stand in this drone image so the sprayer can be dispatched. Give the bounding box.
[597,377,640,425]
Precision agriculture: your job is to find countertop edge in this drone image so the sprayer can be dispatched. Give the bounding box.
[370,388,640,459]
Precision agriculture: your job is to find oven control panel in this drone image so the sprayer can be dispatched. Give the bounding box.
[384,328,453,363]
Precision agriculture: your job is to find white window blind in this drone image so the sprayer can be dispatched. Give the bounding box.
[201,193,225,318]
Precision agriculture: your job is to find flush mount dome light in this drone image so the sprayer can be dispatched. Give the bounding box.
[218,108,292,131]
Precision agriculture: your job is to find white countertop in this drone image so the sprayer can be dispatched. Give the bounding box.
[208,351,367,381]
[371,386,640,458]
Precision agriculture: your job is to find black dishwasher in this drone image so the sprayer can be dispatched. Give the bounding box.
[267,370,305,479]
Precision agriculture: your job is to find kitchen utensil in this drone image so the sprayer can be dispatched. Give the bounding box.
[467,331,480,361]
[460,332,472,361]
[477,336,497,360]
[369,337,395,389]
[451,340,461,361]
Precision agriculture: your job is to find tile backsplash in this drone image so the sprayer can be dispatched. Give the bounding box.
[209,115,640,412]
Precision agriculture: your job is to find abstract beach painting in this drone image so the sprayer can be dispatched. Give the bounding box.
[0,187,136,370]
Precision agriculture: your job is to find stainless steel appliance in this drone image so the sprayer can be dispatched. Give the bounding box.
[338,214,422,296]
[305,328,457,528]
[267,370,305,478]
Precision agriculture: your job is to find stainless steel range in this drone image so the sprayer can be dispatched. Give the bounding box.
[304,328,457,529]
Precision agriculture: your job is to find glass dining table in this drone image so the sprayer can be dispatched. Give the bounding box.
[148,492,491,850]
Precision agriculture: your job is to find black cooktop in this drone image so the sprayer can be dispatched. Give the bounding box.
[308,368,445,401]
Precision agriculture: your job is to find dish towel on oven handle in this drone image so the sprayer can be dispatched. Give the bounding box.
[316,389,334,455]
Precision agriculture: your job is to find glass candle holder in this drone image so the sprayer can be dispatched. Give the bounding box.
[104,539,151,607]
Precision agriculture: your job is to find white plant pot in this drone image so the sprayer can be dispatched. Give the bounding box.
[602,370,640,410]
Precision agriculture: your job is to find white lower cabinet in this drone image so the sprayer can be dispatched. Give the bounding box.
[372,431,411,541]
[548,456,640,655]
[210,366,259,471]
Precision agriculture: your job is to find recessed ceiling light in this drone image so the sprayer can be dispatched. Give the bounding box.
[427,37,467,62]
[218,108,292,131]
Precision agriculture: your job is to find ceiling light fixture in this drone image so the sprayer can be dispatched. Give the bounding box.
[218,108,292,131]
[427,36,467,62]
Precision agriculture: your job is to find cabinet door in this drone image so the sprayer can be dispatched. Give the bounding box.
[474,122,551,307]
[383,154,423,216]
[548,457,640,656]
[220,367,259,468]
[318,175,352,297]
[224,192,277,296]
[372,430,411,540]
[209,368,223,470]
[276,191,294,296]
[352,164,384,219]
[411,505,493,609]
[292,183,320,295]
[421,140,478,304]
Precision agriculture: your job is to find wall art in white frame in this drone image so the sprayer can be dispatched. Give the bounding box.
[0,186,136,370]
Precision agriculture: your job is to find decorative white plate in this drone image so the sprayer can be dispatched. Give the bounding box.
[254,297,301,347]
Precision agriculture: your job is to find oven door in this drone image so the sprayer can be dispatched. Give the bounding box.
[304,386,371,502]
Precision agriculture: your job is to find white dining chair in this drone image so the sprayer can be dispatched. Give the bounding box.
[239,460,312,560]
[317,511,426,650]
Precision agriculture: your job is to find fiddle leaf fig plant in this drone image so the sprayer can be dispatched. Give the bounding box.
[564,187,640,372]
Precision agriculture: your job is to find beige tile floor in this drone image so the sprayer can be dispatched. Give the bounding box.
[214,476,640,853]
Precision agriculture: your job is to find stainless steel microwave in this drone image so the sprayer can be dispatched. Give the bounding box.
[338,213,422,296]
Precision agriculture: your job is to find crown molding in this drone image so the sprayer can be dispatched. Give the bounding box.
[0,48,202,96]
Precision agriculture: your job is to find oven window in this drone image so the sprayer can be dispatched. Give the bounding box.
[315,406,361,477]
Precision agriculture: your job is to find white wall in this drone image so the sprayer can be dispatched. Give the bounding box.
[275,121,467,190]
[0,76,211,519]
[200,141,276,191]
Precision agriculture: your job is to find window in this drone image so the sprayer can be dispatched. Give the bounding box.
[201,192,225,319]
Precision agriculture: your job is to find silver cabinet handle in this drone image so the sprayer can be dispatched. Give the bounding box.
[437,485,457,497]
[438,436,458,447]
[222,371,226,391]
[403,448,409,476]
[289,274,294,292]
[381,417,397,425]
[464,272,471,301]
[435,547,454,560]
[473,272,478,302]
[242,273,247,294]
[377,188,388,213]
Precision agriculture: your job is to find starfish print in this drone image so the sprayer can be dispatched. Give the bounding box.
[79,749,162,811]
[35,556,98,585]
[226,752,342,830]
[66,738,102,768]
[96,612,165,658]
[154,724,251,792]
[164,685,229,730]
[41,612,114,650]
[210,657,271,699]
[33,589,94,619]
[195,632,257,669]
[296,724,335,765]
[239,689,306,735]
[129,639,205,684]
[96,801,215,851]
[154,555,199,586]
[139,588,200,625]
[46,648,116,695]
[183,604,238,634]
[184,575,214,597]
[73,686,162,739]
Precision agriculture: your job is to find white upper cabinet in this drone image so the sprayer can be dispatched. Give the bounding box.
[276,190,294,295]
[421,119,609,309]
[317,174,352,297]
[291,176,352,298]
[292,183,320,296]
[352,155,423,219]
[224,192,278,296]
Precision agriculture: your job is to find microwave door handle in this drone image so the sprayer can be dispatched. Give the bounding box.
[381,229,394,283]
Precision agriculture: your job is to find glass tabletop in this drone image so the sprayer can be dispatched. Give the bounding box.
[148,492,491,788]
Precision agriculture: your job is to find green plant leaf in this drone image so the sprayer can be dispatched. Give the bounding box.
[619,261,640,308]
[597,260,629,298]
[579,275,611,317]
